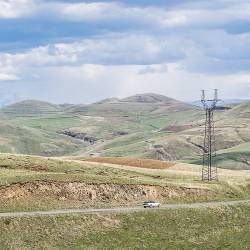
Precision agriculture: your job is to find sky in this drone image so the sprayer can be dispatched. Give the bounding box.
[0,0,250,104]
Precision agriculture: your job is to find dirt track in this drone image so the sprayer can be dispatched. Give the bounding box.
[0,200,249,218]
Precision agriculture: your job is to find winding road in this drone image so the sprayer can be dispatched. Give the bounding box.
[0,200,250,218]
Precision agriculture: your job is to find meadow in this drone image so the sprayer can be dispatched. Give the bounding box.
[1,205,250,249]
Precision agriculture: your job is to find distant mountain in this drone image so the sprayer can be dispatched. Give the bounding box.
[64,93,198,117]
[121,93,176,103]
[0,100,61,116]
[95,97,119,104]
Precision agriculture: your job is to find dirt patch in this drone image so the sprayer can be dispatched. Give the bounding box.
[0,181,210,209]
[84,157,175,169]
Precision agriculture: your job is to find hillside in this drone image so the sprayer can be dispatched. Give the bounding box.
[0,93,201,157]
[0,100,61,117]
[1,152,250,249]
[66,93,197,117]
[1,153,250,213]
[0,93,249,169]
[120,93,177,103]
[1,153,250,248]
[95,97,120,104]
[225,100,250,118]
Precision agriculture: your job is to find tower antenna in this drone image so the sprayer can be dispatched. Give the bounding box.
[201,89,219,181]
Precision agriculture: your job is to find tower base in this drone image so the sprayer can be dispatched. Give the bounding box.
[202,165,218,181]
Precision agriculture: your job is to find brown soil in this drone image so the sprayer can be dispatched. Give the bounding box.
[0,181,210,209]
[84,157,175,169]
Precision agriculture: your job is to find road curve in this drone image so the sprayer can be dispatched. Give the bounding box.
[0,200,250,218]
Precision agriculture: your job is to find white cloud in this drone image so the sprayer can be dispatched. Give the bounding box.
[138,64,168,74]
[1,0,250,102]
[0,0,36,18]
[8,62,250,103]
[0,34,185,69]
[58,2,117,21]
[1,27,250,81]
[56,2,189,28]
[2,0,250,31]
[46,1,250,29]
[0,73,19,81]
[114,64,250,102]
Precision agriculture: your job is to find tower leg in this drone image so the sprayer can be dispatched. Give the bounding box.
[202,109,218,181]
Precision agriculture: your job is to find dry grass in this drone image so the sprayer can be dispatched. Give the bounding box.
[84,157,175,169]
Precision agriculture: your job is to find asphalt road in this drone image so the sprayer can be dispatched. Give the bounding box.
[0,200,249,218]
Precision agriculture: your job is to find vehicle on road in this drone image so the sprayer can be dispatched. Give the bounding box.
[143,201,161,208]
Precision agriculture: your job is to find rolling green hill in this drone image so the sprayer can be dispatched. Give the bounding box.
[0,100,61,117]
[0,93,249,169]
[120,93,177,103]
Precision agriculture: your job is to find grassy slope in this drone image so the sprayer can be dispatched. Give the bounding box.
[1,154,250,249]
[59,99,250,169]
[0,94,202,158]
[0,95,249,169]
[1,154,250,212]
[2,153,250,189]
[189,140,250,170]
[0,154,172,186]
[1,205,250,249]
[71,97,203,159]
[0,114,87,156]
[0,100,60,116]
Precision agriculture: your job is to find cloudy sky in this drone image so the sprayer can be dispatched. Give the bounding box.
[0,0,250,104]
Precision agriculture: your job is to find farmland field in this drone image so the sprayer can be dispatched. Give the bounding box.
[80,157,175,169]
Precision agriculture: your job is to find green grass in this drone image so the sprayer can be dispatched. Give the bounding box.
[10,115,82,132]
[1,205,250,249]
[0,154,170,186]
[218,142,250,153]
[190,151,250,170]
[0,119,86,156]
[0,154,216,193]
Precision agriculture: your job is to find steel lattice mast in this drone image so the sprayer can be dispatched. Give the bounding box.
[201,89,219,181]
